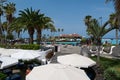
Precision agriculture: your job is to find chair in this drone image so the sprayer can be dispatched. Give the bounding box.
[45,50,54,64]
[102,46,115,54]
[37,49,54,65]
[89,46,98,54]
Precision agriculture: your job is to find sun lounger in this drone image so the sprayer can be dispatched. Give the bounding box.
[37,49,55,65]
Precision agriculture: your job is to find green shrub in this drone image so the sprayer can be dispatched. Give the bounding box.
[0,72,7,80]
[0,44,8,48]
[20,44,40,50]
[13,44,40,50]
[0,44,40,50]
[80,38,87,45]
[104,67,120,80]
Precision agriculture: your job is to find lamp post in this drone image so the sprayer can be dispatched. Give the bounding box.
[99,16,102,27]
[96,17,102,64]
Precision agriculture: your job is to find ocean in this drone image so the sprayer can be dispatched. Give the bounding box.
[102,38,120,44]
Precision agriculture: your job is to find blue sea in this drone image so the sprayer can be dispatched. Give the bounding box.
[102,38,120,44]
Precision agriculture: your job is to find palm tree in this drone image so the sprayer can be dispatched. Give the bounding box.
[0,0,7,44]
[58,28,60,32]
[84,15,115,63]
[16,7,55,44]
[84,15,92,27]
[9,18,23,39]
[106,0,120,45]
[106,0,120,19]
[50,26,56,37]
[109,13,119,44]
[84,15,112,44]
[50,25,56,42]
[3,2,16,27]
[61,28,64,33]
[35,14,55,44]
[57,28,63,40]
[0,6,3,35]
[3,2,16,44]
[18,8,37,44]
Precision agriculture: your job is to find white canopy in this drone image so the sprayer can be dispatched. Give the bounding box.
[26,63,90,80]
[11,50,41,60]
[57,54,96,68]
[0,48,19,56]
[0,56,18,69]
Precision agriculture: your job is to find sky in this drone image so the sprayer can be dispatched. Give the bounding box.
[7,0,116,38]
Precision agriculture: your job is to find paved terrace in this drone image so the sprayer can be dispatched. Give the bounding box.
[51,45,81,63]
[50,45,120,80]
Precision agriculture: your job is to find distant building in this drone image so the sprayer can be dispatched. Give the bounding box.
[55,33,82,42]
[59,33,82,38]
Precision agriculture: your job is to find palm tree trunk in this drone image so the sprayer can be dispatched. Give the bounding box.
[36,29,42,45]
[97,46,101,64]
[29,34,33,44]
[96,38,102,65]
[116,29,119,45]
[0,15,3,44]
[17,32,20,39]
[28,27,34,44]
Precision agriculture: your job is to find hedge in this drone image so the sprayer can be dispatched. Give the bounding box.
[0,44,41,50]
